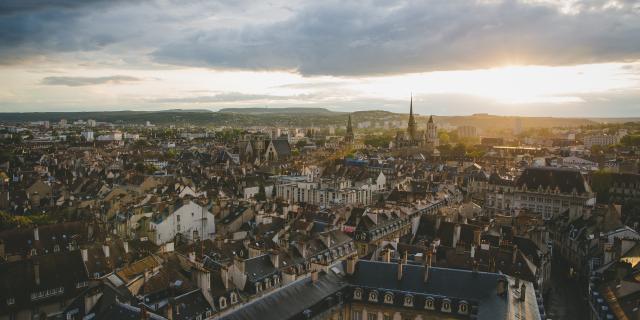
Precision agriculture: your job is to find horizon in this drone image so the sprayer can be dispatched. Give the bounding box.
[0,1,639,117]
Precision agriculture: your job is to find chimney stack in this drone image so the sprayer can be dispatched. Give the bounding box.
[346,255,357,275]
[81,248,88,262]
[34,260,40,286]
[311,270,319,283]
[497,278,507,296]
[512,245,518,265]
[383,249,391,263]
[123,241,129,254]
[103,244,110,259]
[473,229,482,246]
[453,224,461,248]
[520,283,527,302]
[33,227,40,242]
[423,251,432,283]
[397,252,406,281]
[269,250,280,269]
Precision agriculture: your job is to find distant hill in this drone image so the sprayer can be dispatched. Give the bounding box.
[219,107,339,115]
[0,108,621,129]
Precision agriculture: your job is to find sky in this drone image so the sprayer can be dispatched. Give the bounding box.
[0,0,639,117]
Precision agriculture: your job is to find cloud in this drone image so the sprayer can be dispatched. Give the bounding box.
[153,92,317,103]
[0,1,638,76]
[153,0,640,76]
[41,75,141,86]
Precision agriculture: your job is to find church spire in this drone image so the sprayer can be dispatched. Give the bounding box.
[345,113,354,143]
[407,94,417,139]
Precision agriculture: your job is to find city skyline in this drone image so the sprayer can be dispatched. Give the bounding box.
[0,0,639,116]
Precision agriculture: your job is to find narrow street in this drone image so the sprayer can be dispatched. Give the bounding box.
[544,255,590,320]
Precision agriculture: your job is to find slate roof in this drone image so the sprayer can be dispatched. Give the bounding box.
[0,250,90,315]
[270,139,291,157]
[221,270,347,320]
[346,260,510,318]
[516,167,591,194]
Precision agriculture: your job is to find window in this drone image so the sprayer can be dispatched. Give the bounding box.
[230,292,238,304]
[403,295,413,307]
[54,245,60,253]
[458,301,469,315]
[368,290,378,302]
[424,297,435,310]
[6,298,14,306]
[351,310,362,320]
[367,313,378,320]
[383,292,394,304]
[383,315,391,320]
[353,288,362,300]
[205,311,212,317]
[176,215,180,222]
[441,299,451,312]
[219,297,227,309]
[196,316,202,320]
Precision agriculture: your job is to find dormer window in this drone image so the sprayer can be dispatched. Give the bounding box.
[368,290,378,302]
[205,310,212,317]
[6,298,15,306]
[353,288,362,300]
[424,297,435,310]
[31,248,37,256]
[441,298,451,313]
[383,292,394,304]
[230,292,238,304]
[403,295,413,307]
[219,297,227,309]
[53,245,60,253]
[458,300,469,315]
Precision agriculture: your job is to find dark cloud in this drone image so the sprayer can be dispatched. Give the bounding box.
[0,0,639,76]
[152,0,640,75]
[41,75,141,86]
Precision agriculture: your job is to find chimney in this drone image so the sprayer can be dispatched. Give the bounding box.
[520,283,527,302]
[512,245,518,264]
[34,260,40,286]
[234,255,246,274]
[322,233,332,248]
[81,248,88,262]
[215,236,224,249]
[166,299,174,320]
[453,224,461,248]
[423,252,432,283]
[497,278,507,296]
[383,249,391,263]
[473,229,482,246]
[103,244,110,259]
[221,266,230,289]
[33,227,40,242]
[346,255,358,275]
[397,252,406,281]
[269,250,280,268]
[123,241,129,254]
[470,245,476,258]
[311,270,319,283]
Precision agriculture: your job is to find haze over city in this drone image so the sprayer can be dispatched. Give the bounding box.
[1,0,639,116]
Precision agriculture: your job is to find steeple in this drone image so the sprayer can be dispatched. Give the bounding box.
[407,94,417,139]
[345,113,354,143]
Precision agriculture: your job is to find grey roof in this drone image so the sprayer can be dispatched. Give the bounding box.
[221,270,347,320]
[245,254,277,283]
[270,139,291,157]
[516,167,591,194]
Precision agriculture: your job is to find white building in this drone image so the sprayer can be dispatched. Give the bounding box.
[149,201,215,245]
[584,134,621,148]
[275,176,376,206]
[81,131,94,142]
